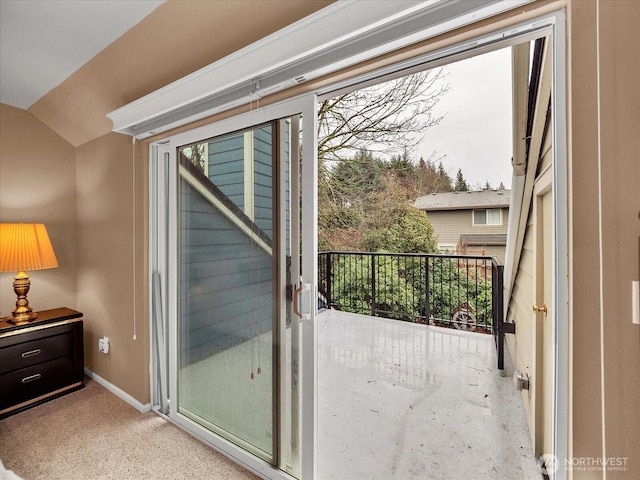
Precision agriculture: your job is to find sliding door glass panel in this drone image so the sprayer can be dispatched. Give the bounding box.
[177,123,276,462]
[174,117,302,475]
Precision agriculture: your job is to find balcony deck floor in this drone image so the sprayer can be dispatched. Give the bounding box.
[318,309,540,480]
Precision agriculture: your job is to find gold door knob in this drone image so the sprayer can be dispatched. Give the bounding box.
[533,304,548,316]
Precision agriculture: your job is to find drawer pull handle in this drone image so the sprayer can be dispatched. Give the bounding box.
[21,349,42,358]
[22,374,42,384]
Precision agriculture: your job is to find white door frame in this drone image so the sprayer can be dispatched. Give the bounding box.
[149,93,318,480]
[315,13,568,476]
[147,10,568,480]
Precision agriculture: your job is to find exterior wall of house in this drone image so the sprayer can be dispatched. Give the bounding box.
[2,1,639,477]
[0,104,77,317]
[507,217,536,428]
[425,208,508,261]
[506,97,554,449]
[539,117,553,173]
[426,209,509,245]
[480,245,507,262]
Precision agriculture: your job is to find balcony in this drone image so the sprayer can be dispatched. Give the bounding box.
[317,252,536,478]
[317,309,539,479]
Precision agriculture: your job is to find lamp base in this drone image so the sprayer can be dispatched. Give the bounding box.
[7,310,39,325]
[7,272,39,324]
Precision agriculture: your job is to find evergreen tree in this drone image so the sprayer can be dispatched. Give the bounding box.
[454,169,469,191]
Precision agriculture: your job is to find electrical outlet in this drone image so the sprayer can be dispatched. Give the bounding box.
[98,337,110,353]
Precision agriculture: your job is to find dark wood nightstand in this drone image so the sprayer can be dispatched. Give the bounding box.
[0,307,84,418]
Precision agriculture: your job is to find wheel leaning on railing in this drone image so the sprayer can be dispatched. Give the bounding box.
[452,302,477,331]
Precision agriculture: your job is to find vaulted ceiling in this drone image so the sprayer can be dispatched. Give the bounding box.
[0,0,165,109]
[0,0,333,146]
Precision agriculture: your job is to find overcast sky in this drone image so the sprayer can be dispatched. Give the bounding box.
[417,46,513,189]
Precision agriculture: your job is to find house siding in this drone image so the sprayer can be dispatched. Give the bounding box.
[425,208,509,262]
[208,134,245,210]
[539,117,553,174]
[253,125,274,239]
[505,59,555,455]
[178,177,272,363]
[506,214,536,446]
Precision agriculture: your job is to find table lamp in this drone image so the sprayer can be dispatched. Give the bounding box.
[0,223,59,324]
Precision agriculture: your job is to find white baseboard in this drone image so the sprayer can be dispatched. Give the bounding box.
[84,368,151,413]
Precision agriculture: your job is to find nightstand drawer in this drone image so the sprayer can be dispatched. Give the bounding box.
[0,330,74,374]
[0,355,74,408]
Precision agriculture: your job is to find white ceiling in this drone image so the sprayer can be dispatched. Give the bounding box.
[0,0,165,109]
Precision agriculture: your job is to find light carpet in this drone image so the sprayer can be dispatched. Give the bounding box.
[0,377,258,480]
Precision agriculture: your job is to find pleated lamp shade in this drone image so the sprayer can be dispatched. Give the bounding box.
[0,223,59,272]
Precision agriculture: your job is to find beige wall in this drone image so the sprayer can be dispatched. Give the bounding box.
[0,104,77,316]
[75,133,148,402]
[594,0,640,476]
[1,0,639,477]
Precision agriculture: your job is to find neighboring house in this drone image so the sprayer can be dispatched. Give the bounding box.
[413,189,510,262]
[0,1,638,479]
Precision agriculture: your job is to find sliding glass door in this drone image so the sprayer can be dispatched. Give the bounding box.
[151,96,317,479]
[177,121,279,461]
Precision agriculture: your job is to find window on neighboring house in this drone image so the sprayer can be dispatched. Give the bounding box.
[438,243,456,253]
[473,208,502,225]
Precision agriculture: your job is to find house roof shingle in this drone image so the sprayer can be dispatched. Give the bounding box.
[413,189,511,211]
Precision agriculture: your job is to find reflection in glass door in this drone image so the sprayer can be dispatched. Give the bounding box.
[174,117,301,474]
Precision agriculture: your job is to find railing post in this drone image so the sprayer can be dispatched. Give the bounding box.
[491,260,505,370]
[371,254,376,317]
[424,256,430,323]
[496,264,505,369]
[326,252,332,308]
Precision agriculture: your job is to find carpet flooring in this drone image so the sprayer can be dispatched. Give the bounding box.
[0,377,258,480]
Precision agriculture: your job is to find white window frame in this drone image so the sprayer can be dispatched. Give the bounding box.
[472,208,503,226]
[437,243,457,253]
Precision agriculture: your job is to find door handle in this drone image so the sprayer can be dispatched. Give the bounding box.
[533,304,548,317]
[293,285,303,318]
[292,283,312,320]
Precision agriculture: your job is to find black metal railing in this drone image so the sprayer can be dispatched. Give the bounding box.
[491,260,512,370]
[318,251,503,334]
